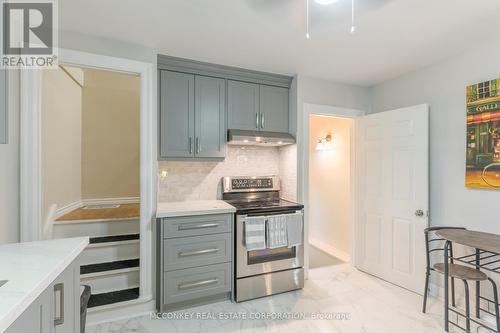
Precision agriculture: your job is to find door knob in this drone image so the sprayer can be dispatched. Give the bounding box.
[415,209,424,217]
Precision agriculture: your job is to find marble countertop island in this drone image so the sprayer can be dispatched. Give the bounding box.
[156,200,236,218]
[0,237,89,332]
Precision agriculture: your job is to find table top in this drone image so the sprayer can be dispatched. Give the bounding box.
[436,229,500,254]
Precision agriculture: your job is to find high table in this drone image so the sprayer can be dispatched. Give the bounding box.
[436,229,500,332]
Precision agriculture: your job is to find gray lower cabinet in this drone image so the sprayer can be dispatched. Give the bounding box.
[227,80,289,133]
[0,70,7,144]
[157,213,233,312]
[159,70,226,160]
[6,258,80,333]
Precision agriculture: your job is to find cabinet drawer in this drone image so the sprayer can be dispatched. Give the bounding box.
[162,214,232,238]
[163,234,231,271]
[163,263,231,305]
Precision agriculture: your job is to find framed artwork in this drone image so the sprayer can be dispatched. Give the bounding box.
[466,78,500,189]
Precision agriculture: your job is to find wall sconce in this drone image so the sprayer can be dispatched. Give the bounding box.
[316,133,333,151]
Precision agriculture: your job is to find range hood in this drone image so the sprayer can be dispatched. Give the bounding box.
[227,129,295,147]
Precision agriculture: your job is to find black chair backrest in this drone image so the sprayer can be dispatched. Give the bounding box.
[424,227,466,270]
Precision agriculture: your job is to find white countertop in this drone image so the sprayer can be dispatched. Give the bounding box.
[156,200,236,218]
[0,237,89,332]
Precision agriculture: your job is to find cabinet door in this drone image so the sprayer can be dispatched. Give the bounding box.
[53,261,79,333]
[227,80,259,131]
[160,71,195,158]
[259,85,289,133]
[6,286,54,333]
[0,70,7,144]
[194,76,226,158]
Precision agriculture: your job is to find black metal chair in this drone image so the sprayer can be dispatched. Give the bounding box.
[423,226,466,313]
[424,227,500,333]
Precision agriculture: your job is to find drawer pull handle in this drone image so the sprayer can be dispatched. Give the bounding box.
[178,278,218,290]
[178,248,219,257]
[54,283,64,326]
[178,223,219,231]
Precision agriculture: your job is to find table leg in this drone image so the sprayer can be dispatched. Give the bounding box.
[476,249,481,318]
[444,240,450,332]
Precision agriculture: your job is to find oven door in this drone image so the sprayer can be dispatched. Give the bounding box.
[236,211,304,278]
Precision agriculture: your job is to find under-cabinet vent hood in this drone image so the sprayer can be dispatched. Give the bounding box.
[227,129,295,147]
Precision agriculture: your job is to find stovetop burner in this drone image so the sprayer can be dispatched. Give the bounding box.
[222,176,303,214]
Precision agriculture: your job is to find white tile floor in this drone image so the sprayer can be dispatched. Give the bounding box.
[86,263,452,333]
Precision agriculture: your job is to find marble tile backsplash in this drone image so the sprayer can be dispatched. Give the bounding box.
[279,144,298,201]
[158,146,283,202]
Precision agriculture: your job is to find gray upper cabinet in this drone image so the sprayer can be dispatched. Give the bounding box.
[227,80,289,133]
[195,76,226,158]
[259,85,289,133]
[227,80,260,131]
[159,70,226,160]
[0,70,7,144]
[157,55,294,160]
[160,71,195,158]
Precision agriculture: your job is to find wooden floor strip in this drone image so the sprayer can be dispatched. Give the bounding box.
[57,203,140,221]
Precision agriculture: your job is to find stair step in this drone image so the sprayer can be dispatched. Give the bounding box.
[81,258,139,275]
[52,218,139,238]
[87,288,140,308]
[89,233,139,244]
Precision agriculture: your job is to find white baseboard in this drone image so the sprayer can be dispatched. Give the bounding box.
[309,238,351,262]
[55,200,82,219]
[83,197,140,206]
[54,197,140,219]
[86,297,155,326]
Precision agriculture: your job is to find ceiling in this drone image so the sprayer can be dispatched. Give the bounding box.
[60,0,500,86]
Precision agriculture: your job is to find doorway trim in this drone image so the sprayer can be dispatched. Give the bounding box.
[298,103,365,276]
[19,48,156,303]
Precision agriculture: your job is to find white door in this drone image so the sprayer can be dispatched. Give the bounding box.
[356,104,429,294]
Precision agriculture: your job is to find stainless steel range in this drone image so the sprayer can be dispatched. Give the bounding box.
[222,176,304,302]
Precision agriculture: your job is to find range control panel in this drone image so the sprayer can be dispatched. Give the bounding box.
[231,178,273,190]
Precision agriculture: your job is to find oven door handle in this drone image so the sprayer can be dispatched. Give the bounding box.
[241,210,304,218]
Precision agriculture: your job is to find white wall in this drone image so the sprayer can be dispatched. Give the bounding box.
[296,75,371,203]
[81,69,140,199]
[0,71,19,244]
[41,67,82,221]
[308,115,352,260]
[0,32,157,245]
[295,75,370,275]
[370,43,500,235]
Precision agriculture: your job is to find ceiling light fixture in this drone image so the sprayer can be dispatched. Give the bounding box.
[306,0,310,39]
[350,0,356,33]
[314,0,339,5]
[307,0,357,39]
